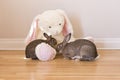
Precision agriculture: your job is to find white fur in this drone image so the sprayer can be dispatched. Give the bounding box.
[71,55,100,61]
[25,9,75,44]
[95,55,100,60]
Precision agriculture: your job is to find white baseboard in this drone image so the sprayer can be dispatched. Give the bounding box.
[0,38,120,50]
[0,39,25,50]
[95,38,120,49]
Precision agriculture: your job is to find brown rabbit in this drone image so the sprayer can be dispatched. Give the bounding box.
[56,33,98,61]
[25,33,57,60]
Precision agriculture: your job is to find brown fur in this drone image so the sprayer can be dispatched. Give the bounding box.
[56,33,98,61]
[25,33,57,60]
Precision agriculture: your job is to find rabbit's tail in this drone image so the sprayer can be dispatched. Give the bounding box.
[95,54,100,60]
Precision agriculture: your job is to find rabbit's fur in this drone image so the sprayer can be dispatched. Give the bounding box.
[56,33,98,61]
[25,33,57,60]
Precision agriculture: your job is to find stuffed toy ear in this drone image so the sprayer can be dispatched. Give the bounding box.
[83,36,94,42]
[25,16,40,44]
[56,9,73,36]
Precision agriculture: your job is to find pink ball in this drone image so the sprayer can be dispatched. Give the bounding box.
[35,43,56,61]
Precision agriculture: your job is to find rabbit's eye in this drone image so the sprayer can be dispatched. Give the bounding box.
[57,43,63,49]
[52,39,57,45]
[59,44,63,48]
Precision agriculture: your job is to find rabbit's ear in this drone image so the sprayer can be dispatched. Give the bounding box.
[63,33,71,44]
[43,33,50,39]
[56,9,73,36]
[25,16,40,44]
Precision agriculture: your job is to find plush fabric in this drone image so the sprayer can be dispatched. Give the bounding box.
[35,43,56,61]
[25,9,75,44]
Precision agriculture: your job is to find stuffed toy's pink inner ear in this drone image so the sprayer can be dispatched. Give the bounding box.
[62,21,68,36]
[62,19,73,36]
[56,9,73,36]
[30,28,37,42]
[31,19,39,41]
[25,18,39,44]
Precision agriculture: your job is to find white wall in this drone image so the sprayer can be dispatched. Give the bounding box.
[0,0,120,49]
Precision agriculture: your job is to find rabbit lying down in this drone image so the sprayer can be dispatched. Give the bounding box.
[25,33,57,60]
[56,33,99,61]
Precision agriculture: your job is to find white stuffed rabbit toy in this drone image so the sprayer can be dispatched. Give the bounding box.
[26,9,94,44]
[25,9,76,44]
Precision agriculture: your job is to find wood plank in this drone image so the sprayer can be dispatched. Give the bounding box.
[0,50,120,80]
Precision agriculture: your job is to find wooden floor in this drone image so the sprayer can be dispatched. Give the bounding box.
[0,50,120,80]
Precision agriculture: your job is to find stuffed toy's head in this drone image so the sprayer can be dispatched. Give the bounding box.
[38,10,64,36]
[25,9,74,44]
